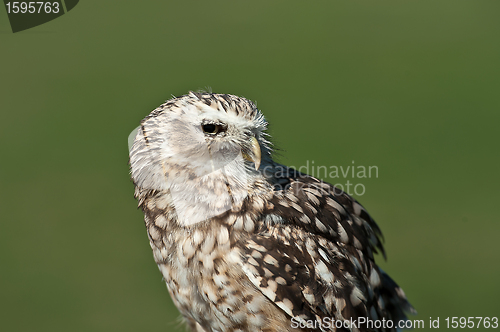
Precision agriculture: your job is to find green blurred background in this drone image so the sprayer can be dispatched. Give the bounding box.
[1,1,499,331]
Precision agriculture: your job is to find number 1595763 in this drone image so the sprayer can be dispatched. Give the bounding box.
[5,2,60,14]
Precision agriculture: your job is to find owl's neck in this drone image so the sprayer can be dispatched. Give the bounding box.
[136,169,272,228]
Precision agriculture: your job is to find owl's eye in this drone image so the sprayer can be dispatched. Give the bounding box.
[202,124,218,134]
[201,123,226,135]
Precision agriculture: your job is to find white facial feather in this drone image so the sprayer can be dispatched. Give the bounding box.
[129,93,270,226]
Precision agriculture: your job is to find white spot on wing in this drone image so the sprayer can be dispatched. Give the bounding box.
[315,260,334,283]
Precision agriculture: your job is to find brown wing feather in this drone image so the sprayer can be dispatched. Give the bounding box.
[237,167,414,331]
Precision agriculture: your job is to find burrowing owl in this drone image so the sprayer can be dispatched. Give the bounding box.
[129,92,415,332]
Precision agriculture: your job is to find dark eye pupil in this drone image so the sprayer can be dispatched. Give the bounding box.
[202,124,217,133]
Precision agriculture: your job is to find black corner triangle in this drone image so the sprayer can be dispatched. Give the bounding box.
[65,0,79,12]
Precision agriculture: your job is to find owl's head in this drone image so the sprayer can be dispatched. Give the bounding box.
[129,92,272,225]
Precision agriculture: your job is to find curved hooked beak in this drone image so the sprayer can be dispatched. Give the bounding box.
[242,137,261,170]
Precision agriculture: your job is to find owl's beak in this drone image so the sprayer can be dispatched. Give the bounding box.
[243,137,261,170]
